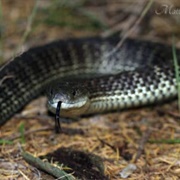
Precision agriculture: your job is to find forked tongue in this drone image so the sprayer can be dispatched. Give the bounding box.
[55,101,62,133]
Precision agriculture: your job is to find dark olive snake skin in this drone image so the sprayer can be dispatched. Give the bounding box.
[0,36,179,125]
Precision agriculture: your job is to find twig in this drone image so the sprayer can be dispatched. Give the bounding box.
[22,152,75,180]
[157,109,180,120]
[134,128,152,162]
[16,0,39,54]
[1,123,84,141]
[3,126,53,141]
[98,138,116,151]
[103,0,154,58]
[14,114,53,123]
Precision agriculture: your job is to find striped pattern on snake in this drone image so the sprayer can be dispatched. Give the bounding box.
[0,36,179,125]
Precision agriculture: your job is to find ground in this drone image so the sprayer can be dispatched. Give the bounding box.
[0,0,180,179]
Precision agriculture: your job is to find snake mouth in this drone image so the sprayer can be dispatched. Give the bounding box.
[48,100,86,134]
[48,100,87,111]
[48,99,89,133]
[47,99,88,116]
[53,101,87,133]
[51,100,87,133]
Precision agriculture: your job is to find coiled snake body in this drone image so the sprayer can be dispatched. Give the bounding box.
[0,36,179,126]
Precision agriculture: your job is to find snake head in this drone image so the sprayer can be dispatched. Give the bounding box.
[47,82,90,117]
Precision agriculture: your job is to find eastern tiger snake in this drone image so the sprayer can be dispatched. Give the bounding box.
[0,36,179,127]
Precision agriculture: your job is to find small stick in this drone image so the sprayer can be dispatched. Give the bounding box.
[22,152,75,180]
[134,128,152,162]
[3,126,53,141]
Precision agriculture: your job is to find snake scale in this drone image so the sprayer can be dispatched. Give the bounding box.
[0,36,180,126]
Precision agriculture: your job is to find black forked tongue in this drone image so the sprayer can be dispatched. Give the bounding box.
[55,101,62,133]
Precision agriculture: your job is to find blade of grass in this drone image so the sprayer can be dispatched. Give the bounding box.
[0,0,3,63]
[16,0,39,53]
[149,139,180,144]
[172,35,180,112]
[104,0,154,57]
[0,139,14,145]
[19,122,26,144]
[41,0,105,30]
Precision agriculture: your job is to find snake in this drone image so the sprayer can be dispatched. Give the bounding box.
[0,35,179,127]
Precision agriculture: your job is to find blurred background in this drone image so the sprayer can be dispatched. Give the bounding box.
[0,0,180,61]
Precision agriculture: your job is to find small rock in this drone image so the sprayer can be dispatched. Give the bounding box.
[119,163,137,178]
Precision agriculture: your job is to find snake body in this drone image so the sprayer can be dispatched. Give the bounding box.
[0,36,179,125]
